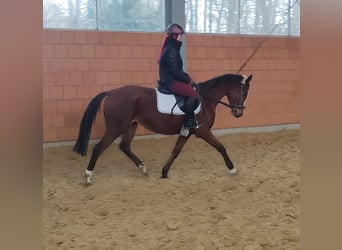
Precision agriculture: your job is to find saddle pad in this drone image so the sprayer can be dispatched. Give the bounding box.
[156,89,201,115]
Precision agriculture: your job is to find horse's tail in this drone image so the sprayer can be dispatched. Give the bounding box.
[73,92,108,156]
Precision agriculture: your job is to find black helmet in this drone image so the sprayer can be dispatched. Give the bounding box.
[166,23,185,36]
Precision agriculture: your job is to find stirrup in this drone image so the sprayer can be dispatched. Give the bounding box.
[184,124,201,129]
[183,119,201,129]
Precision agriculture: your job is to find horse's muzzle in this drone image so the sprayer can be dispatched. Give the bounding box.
[231,108,243,118]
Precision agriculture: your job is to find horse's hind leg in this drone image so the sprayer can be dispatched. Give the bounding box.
[119,121,147,175]
[161,135,190,178]
[85,129,120,184]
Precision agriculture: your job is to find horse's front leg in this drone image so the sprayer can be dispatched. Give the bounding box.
[161,135,190,178]
[196,131,237,175]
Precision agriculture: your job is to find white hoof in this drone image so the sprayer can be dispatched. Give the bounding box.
[230,168,238,175]
[85,169,93,184]
[139,163,148,175]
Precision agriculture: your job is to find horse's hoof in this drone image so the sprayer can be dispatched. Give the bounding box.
[85,176,93,185]
[230,168,238,175]
[161,168,169,178]
[161,174,168,179]
[138,163,148,176]
[85,170,93,185]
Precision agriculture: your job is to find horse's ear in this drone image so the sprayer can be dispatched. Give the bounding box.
[244,74,252,87]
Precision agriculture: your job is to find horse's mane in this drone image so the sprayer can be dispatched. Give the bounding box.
[198,74,243,90]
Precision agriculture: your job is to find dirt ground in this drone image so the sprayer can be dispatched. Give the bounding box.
[43,129,300,250]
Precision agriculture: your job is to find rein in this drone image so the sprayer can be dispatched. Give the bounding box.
[217,100,246,109]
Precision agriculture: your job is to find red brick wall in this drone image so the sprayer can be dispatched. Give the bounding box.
[43,30,299,142]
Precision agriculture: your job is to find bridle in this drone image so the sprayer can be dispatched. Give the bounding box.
[195,84,247,111]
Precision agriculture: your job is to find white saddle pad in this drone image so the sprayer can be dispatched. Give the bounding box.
[156,89,201,115]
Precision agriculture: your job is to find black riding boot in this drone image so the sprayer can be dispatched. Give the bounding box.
[183,97,200,129]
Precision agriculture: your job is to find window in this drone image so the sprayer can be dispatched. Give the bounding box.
[97,0,164,31]
[43,0,300,36]
[43,0,164,31]
[185,0,300,36]
[43,0,97,29]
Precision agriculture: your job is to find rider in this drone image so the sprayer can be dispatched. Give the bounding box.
[157,23,200,129]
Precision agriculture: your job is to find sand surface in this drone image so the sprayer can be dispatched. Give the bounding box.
[43,129,300,250]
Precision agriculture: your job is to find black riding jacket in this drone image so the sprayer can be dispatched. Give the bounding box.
[158,37,191,90]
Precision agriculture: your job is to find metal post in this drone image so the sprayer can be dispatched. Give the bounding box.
[164,0,187,71]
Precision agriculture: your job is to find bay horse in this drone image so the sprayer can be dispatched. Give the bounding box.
[74,73,252,184]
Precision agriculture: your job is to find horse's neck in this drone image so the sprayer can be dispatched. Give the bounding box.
[199,84,226,104]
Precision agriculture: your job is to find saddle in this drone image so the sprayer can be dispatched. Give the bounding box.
[156,81,201,115]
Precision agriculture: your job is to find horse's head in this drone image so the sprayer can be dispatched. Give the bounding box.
[198,73,252,118]
[226,74,252,118]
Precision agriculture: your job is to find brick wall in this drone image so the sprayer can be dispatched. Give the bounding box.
[43,30,299,142]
